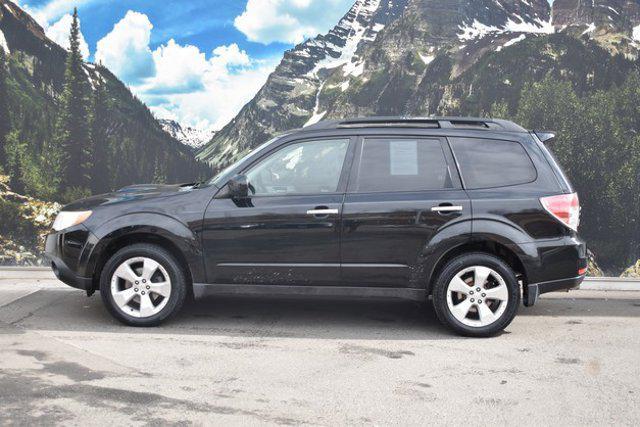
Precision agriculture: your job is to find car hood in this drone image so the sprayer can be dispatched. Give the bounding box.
[62,183,203,211]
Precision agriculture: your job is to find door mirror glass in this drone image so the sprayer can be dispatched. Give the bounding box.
[227,174,250,199]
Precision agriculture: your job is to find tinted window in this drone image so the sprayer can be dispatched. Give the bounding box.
[450,138,536,189]
[353,138,452,192]
[246,139,349,195]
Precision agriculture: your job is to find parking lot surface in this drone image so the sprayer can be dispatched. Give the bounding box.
[1,276,639,425]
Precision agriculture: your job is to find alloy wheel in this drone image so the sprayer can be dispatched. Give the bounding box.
[110,256,172,318]
[445,266,509,327]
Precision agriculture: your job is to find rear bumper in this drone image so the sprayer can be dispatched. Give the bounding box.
[513,235,587,307]
[525,274,585,307]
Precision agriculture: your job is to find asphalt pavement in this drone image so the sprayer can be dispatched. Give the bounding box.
[1,271,639,425]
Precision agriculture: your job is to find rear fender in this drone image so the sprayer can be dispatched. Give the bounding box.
[418,219,472,289]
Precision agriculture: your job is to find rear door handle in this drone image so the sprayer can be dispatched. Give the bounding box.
[431,205,463,213]
[307,208,339,216]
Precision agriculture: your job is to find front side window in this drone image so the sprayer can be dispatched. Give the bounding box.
[450,138,537,189]
[246,138,349,196]
[353,138,452,193]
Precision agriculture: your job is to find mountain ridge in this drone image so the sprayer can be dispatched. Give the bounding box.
[0,0,211,199]
[197,0,640,169]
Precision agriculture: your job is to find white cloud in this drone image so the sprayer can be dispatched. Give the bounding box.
[143,43,276,131]
[234,0,354,45]
[95,11,156,84]
[95,11,277,131]
[16,0,99,26]
[45,13,90,59]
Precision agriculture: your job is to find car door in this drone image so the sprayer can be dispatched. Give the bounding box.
[202,136,354,286]
[340,135,472,288]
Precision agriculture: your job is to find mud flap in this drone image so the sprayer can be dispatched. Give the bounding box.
[523,283,539,307]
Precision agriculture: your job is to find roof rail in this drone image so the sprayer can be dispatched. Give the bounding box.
[304,116,526,132]
[337,118,440,129]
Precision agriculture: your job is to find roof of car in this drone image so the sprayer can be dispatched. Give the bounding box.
[301,116,527,133]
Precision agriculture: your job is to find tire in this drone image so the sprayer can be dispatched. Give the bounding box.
[432,252,520,337]
[99,243,188,327]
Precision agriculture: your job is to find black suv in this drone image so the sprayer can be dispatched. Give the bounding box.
[45,117,586,336]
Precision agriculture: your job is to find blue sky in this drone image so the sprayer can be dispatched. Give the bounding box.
[15,0,355,130]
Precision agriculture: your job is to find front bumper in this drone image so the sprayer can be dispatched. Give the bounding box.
[44,226,94,291]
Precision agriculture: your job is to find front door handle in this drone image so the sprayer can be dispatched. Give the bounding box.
[431,205,463,213]
[307,208,339,216]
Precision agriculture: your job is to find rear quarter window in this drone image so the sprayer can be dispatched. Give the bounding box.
[450,138,537,189]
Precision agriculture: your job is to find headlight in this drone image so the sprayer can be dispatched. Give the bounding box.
[52,211,92,231]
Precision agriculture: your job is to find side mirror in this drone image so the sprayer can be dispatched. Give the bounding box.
[227,174,250,199]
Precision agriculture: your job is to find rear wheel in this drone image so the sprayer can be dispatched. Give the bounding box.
[432,253,520,337]
[100,243,187,326]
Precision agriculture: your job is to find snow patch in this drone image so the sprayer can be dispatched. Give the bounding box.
[340,80,350,91]
[304,81,327,127]
[496,34,526,51]
[458,18,553,42]
[309,0,382,78]
[0,28,9,54]
[345,61,365,77]
[504,18,554,35]
[582,23,596,36]
[458,20,501,41]
[418,53,434,65]
[305,110,327,127]
[634,25,640,42]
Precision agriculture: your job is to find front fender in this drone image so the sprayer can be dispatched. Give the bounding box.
[80,213,205,283]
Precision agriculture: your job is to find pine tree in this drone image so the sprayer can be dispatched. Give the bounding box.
[0,47,10,170]
[90,80,110,193]
[52,8,92,199]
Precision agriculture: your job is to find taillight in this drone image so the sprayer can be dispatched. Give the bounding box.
[540,193,580,231]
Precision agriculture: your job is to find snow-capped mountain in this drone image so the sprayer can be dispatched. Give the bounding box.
[197,0,640,169]
[197,0,405,167]
[159,119,215,149]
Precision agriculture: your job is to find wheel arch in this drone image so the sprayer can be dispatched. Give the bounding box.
[426,237,530,295]
[86,214,205,292]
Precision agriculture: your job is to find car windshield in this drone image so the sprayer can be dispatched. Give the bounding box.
[207,135,286,187]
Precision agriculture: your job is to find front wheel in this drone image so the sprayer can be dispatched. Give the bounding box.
[100,243,188,326]
[432,253,520,337]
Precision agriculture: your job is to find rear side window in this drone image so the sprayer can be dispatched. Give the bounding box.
[353,138,452,192]
[450,138,536,189]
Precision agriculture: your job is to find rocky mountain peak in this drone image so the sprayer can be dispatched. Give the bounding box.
[553,0,640,31]
[197,0,637,171]
[0,0,57,53]
[159,119,215,149]
[552,0,640,55]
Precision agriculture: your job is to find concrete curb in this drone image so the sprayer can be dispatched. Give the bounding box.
[1,267,638,290]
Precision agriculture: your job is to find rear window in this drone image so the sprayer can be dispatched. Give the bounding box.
[450,138,536,189]
[535,137,574,192]
[353,138,453,192]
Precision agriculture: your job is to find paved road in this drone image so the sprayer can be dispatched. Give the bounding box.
[0,277,639,425]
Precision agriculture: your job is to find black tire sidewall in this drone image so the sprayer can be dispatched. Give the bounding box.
[100,243,187,327]
[432,253,520,337]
